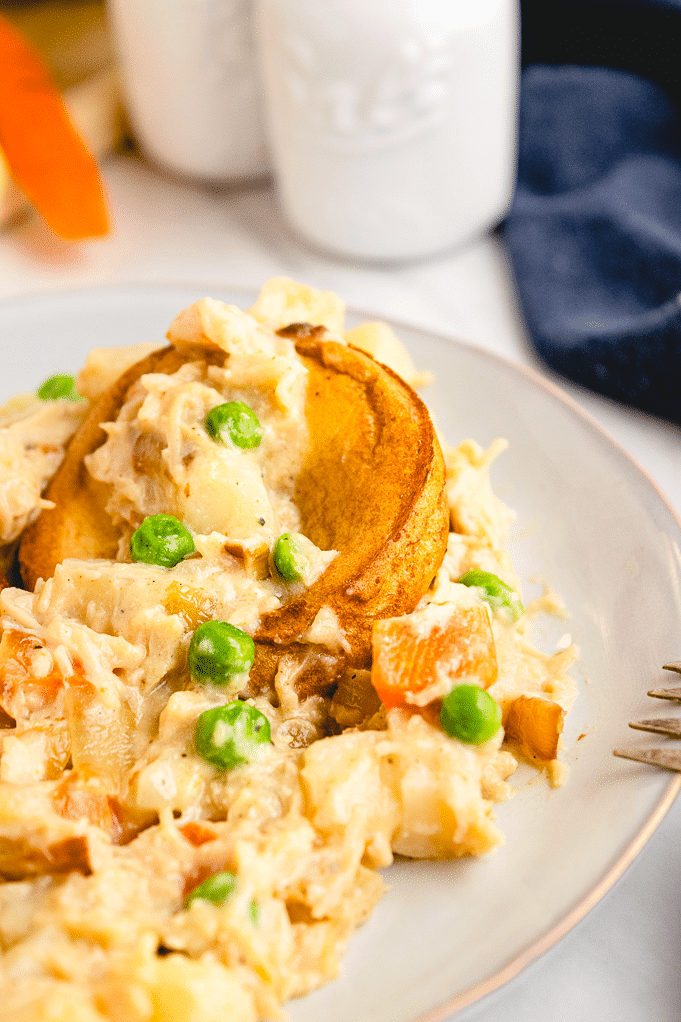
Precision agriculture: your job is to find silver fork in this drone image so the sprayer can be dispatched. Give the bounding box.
[613,662,681,771]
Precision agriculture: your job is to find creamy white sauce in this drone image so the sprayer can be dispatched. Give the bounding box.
[0,280,578,1022]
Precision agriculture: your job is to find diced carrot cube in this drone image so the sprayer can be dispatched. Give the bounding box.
[0,629,87,720]
[371,603,497,710]
[504,695,565,762]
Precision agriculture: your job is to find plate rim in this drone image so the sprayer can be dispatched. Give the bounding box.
[1,280,679,1020]
[347,299,681,1019]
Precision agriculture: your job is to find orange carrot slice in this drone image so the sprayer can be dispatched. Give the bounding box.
[504,695,565,762]
[0,14,109,240]
[371,603,498,710]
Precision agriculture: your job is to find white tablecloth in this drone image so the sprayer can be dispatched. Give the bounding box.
[1,152,679,1022]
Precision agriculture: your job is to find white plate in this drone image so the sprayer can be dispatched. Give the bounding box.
[1,283,680,1022]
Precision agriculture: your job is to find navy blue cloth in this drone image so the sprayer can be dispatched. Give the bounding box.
[503,0,681,422]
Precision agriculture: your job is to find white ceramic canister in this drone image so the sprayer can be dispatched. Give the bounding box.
[256,0,519,261]
[108,0,270,182]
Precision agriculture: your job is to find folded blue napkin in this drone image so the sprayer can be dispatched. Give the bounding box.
[503,0,681,423]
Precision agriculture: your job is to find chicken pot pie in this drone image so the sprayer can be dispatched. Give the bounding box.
[0,279,577,1022]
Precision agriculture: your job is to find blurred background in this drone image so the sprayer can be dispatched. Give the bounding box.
[3,0,681,425]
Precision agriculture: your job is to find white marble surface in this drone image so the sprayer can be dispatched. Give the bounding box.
[1,152,679,1022]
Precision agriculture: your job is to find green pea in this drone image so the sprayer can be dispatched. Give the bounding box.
[185,871,237,908]
[188,621,255,683]
[205,401,263,449]
[194,700,271,770]
[458,569,524,623]
[269,531,306,580]
[129,514,196,568]
[37,374,81,402]
[272,532,308,582]
[440,684,502,744]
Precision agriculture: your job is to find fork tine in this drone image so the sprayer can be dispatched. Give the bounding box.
[614,747,681,771]
[618,664,681,768]
[629,718,681,737]
[647,686,681,701]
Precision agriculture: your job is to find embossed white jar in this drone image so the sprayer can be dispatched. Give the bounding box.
[108,0,270,182]
[256,0,518,261]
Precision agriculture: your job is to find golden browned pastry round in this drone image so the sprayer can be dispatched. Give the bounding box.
[19,328,448,691]
[257,325,449,668]
[19,346,187,588]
